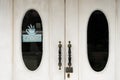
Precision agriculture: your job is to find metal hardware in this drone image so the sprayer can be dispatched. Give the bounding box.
[66,67,73,78]
[68,41,72,67]
[66,67,73,73]
[58,41,62,70]
[66,41,73,78]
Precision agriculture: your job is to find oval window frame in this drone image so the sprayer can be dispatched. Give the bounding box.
[87,10,109,72]
[21,9,43,71]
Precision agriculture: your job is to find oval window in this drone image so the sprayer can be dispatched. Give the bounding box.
[87,10,109,72]
[22,9,43,71]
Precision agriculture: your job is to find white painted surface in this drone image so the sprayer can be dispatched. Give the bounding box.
[116,0,120,80]
[49,0,65,80]
[66,0,79,80]
[79,0,115,80]
[13,0,50,80]
[0,0,117,80]
[0,0,12,80]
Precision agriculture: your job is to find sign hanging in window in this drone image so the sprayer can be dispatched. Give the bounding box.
[22,24,42,42]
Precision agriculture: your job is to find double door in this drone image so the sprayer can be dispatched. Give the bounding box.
[0,0,116,80]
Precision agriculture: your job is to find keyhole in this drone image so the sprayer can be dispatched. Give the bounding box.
[67,73,70,78]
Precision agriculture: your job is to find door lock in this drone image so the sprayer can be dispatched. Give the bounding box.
[66,67,73,73]
[65,67,73,78]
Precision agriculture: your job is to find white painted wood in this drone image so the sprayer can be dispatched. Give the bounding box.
[49,0,65,80]
[79,0,115,80]
[65,0,79,80]
[0,0,115,80]
[13,0,50,80]
[116,0,120,80]
[0,0,12,80]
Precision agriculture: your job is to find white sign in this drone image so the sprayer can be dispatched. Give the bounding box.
[23,34,42,42]
[22,24,42,42]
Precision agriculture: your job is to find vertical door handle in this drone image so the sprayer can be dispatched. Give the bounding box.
[58,41,62,70]
[68,41,72,67]
[66,41,73,78]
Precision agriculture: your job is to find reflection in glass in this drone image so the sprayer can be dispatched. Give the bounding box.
[87,10,109,72]
[22,9,43,71]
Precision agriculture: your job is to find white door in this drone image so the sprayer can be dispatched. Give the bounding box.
[79,0,115,80]
[116,0,120,80]
[0,0,12,80]
[14,0,50,80]
[13,0,116,80]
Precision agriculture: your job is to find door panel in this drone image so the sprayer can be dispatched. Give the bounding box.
[66,0,79,80]
[0,0,12,80]
[49,0,65,80]
[14,0,49,80]
[79,0,115,80]
[116,0,120,80]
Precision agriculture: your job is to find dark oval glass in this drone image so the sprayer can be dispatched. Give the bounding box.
[22,9,43,71]
[87,10,109,72]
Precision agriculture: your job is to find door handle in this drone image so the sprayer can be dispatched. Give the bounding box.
[58,41,62,70]
[68,41,72,67]
[66,41,73,78]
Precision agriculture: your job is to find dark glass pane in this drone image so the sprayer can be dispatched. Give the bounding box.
[22,9,43,71]
[87,10,109,72]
